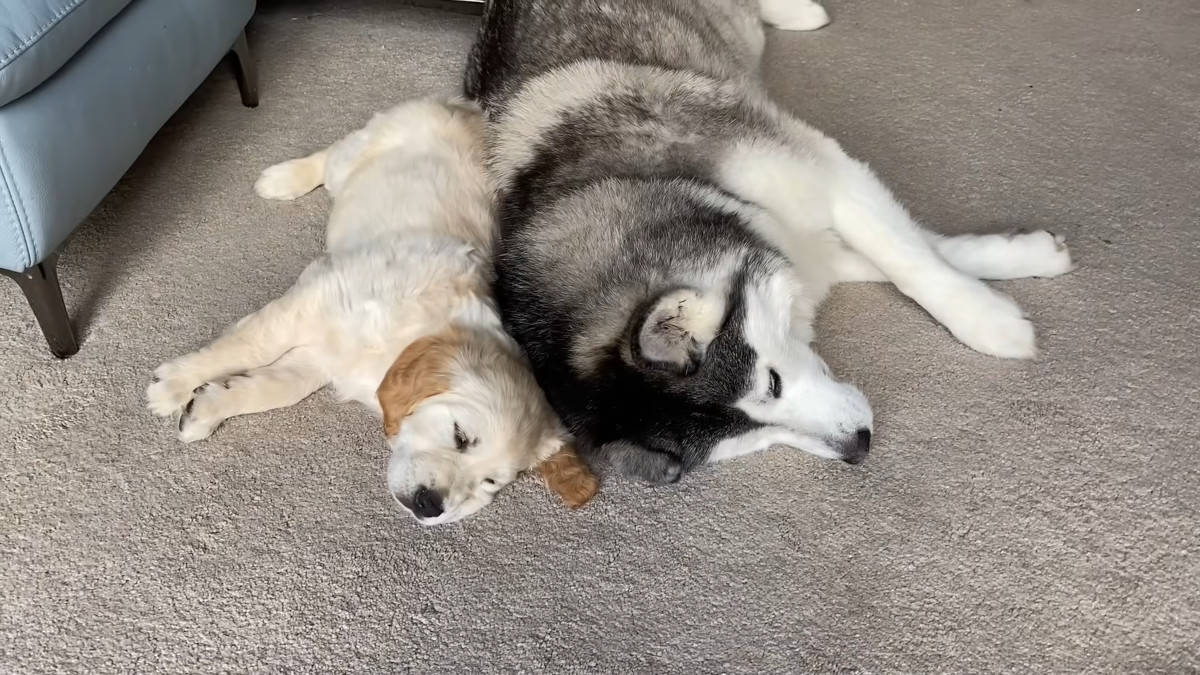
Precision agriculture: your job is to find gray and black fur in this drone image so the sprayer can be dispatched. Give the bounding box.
[466,0,824,481]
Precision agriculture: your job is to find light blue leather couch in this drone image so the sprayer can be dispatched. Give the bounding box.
[0,0,257,357]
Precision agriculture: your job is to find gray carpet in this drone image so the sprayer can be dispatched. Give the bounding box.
[2,1,1197,671]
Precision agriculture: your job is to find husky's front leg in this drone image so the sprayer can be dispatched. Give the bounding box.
[720,136,1038,359]
[831,230,1074,283]
[822,154,1041,358]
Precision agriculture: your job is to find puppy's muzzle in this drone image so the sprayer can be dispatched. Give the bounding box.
[838,428,872,465]
[396,485,445,519]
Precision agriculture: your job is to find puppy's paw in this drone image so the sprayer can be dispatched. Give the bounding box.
[254,158,321,200]
[760,0,831,31]
[941,286,1037,360]
[147,362,204,417]
[1006,230,1074,278]
[176,382,231,443]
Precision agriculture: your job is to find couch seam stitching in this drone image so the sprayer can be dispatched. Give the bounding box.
[0,0,89,69]
[0,136,34,269]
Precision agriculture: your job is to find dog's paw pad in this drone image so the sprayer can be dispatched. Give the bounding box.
[1001,229,1074,278]
[176,382,230,443]
[1024,230,1073,277]
[147,366,199,418]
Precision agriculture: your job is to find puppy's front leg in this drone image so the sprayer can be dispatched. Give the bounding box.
[147,285,321,417]
[176,347,328,442]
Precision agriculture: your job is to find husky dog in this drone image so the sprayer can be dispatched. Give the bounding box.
[465,0,1073,483]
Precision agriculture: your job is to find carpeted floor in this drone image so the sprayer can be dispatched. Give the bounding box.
[2,0,1197,671]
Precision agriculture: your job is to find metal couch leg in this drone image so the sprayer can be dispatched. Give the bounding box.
[2,251,79,358]
[230,30,259,108]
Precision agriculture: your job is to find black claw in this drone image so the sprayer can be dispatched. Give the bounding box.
[184,398,195,415]
[151,375,160,383]
[178,413,187,432]
[192,383,209,395]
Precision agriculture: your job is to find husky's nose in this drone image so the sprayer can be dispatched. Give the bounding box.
[839,428,872,464]
[410,485,444,519]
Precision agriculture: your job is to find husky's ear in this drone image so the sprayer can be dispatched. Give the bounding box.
[631,288,725,376]
[377,330,461,437]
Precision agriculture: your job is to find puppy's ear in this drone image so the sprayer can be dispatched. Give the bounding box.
[377,330,461,437]
[631,288,724,376]
[535,441,599,509]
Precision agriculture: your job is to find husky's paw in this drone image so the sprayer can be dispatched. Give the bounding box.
[635,453,683,485]
[604,440,684,485]
[760,0,831,31]
[1006,230,1074,278]
[254,158,321,200]
[941,286,1037,360]
[147,361,205,417]
[176,381,235,443]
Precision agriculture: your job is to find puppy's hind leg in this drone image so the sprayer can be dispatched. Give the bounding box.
[177,347,328,442]
[254,150,328,200]
[759,0,830,31]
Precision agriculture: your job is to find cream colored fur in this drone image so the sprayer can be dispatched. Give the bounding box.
[146,98,567,525]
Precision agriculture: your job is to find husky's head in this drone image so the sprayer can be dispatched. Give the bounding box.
[589,262,873,483]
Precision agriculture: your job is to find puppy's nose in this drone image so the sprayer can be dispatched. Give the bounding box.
[411,485,444,519]
[839,428,872,465]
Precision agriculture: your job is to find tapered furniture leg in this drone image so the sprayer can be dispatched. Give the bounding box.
[1,252,79,358]
[230,31,258,107]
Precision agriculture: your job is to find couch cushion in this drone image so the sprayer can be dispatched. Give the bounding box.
[0,0,133,106]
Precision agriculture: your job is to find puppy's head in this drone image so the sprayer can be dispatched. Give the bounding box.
[377,327,567,525]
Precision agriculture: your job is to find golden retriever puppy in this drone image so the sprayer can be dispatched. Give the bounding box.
[147,98,591,524]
